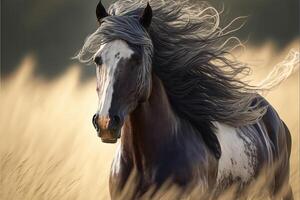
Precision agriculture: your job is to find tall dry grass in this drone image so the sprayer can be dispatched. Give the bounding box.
[0,40,299,199]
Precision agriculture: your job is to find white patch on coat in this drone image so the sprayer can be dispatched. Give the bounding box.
[111,143,122,175]
[214,122,257,184]
[95,40,134,116]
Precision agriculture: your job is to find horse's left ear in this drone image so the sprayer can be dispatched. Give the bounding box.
[96,0,109,22]
[139,3,152,29]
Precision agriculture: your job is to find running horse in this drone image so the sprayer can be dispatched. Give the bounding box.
[76,0,293,199]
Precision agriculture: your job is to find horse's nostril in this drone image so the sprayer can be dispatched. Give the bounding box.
[112,115,121,127]
[92,113,99,131]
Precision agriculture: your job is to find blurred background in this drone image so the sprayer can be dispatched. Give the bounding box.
[0,0,299,199]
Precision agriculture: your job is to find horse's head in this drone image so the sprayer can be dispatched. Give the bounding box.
[92,1,153,143]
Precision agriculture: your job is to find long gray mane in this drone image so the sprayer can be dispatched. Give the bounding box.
[76,0,269,127]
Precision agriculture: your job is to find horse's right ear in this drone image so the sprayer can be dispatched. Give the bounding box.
[96,0,109,22]
[139,3,152,29]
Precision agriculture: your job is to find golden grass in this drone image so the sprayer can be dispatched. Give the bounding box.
[0,40,299,199]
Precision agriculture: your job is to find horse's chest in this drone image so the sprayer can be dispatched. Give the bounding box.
[215,123,258,187]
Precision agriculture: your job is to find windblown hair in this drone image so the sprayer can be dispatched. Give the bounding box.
[76,0,297,127]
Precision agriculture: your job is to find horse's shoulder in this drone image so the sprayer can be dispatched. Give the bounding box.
[153,136,214,186]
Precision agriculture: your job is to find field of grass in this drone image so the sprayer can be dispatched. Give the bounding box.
[0,40,299,199]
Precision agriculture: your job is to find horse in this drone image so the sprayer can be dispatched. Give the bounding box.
[76,0,294,199]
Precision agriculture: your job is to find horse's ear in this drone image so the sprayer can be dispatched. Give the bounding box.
[96,0,109,22]
[139,3,152,29]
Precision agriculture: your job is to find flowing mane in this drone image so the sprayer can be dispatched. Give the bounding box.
[76,0,269,127]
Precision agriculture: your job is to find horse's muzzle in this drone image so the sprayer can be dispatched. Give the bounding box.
[92,113,122,143]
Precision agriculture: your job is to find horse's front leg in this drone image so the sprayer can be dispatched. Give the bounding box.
[109,145,133,199]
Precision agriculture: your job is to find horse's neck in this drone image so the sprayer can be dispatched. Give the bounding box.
[122,74,179,168]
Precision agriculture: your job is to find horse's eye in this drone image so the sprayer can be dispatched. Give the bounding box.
[94,56,103,65]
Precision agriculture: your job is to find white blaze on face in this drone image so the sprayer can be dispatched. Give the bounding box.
[95,40,134,116]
